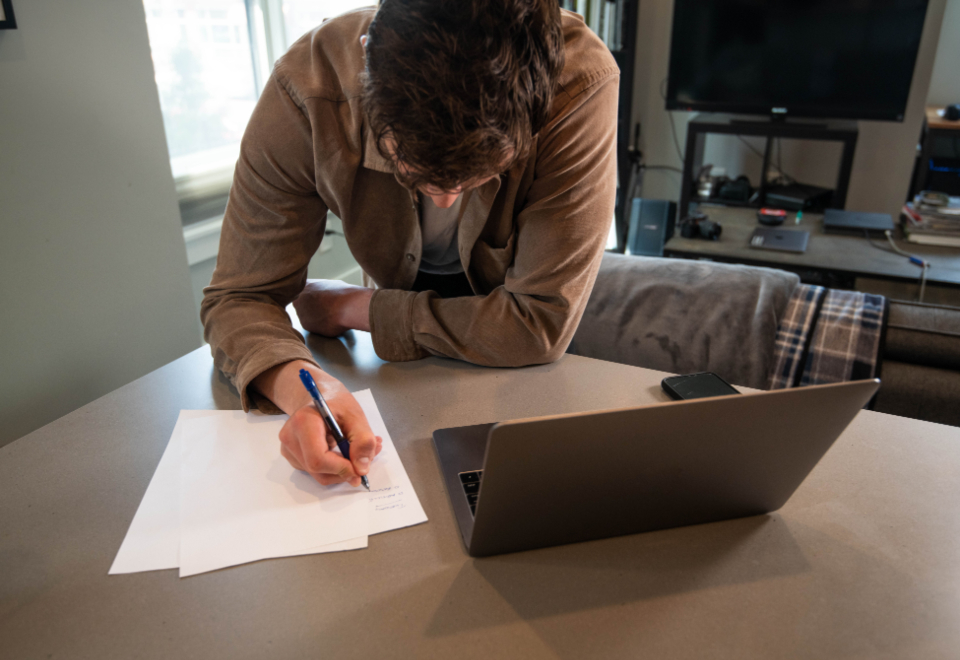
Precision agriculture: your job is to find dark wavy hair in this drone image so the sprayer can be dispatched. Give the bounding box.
[361,0,565,191]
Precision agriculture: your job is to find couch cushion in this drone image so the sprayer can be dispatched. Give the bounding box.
[569,253,799,389]
[884,301,960,371]
[873,360,960,427]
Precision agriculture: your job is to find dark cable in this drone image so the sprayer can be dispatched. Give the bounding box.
[735,135,766,160]
[659,78,686,166]
[667,113,685,166]
[863,229,930,302]
[735,135,795,183]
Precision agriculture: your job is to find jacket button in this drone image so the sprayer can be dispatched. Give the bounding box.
[406,253,415,262]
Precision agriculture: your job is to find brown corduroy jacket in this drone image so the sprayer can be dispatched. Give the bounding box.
[201,8,619,411]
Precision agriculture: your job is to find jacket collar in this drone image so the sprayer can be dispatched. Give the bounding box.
[458,175,502,274]
[361,121,394,174]
[362,115,506,247]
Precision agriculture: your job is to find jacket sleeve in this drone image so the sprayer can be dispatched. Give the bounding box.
[200,75,328,412]
[368,73,620,367]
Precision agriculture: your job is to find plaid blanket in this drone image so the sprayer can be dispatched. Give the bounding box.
[769,285,886,390]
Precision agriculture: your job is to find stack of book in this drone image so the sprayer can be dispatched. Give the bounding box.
[901,194,960,247]
[559,0,626,51]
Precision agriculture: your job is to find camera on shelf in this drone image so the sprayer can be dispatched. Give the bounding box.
[679,212,722,240]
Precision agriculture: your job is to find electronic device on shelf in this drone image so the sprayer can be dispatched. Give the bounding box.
[749,227,809,253]
[717,176,752,203]
[679,212,722,240]
[625,198,678,256]
[765,183,834,211]
[823,209,895,238]
[665,0,930,122]
[757,208,788,226]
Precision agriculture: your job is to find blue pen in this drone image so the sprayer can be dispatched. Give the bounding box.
[298,369,370,491]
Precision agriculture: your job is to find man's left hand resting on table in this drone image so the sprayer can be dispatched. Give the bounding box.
[293,280,374,337]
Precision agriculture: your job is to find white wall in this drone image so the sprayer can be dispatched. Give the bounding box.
[0,0,202,447]
[632,0,949,221]
[928,0,960,107]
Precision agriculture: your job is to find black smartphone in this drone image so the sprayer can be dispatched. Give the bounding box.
[661,372,741,401]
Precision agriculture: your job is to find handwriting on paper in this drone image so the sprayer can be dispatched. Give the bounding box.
[371,485,408,511]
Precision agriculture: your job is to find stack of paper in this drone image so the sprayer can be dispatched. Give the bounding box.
[109,390,427,577]
[902,195,960,246]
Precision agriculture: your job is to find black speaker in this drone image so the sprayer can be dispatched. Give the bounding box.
[625,198,677,256]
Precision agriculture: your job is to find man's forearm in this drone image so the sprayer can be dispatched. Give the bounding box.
[341,286,373,332]
[252,360,345,415]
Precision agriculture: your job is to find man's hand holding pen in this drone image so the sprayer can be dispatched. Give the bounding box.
[253,360,381,487]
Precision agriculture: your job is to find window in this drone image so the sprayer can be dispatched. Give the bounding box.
[282,0,369,46]
[143,0,372,224]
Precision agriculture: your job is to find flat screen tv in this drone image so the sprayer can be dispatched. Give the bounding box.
[666,0,930,121]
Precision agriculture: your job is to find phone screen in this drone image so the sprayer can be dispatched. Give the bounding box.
[661,372,741,400]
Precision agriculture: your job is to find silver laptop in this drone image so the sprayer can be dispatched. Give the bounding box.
[433,379,879,557]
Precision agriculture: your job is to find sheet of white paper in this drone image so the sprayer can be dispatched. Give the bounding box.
[178,411,370,577]
[109,411,205,574]
[111,389,423,577]
[110,411,366,575]
[352,390,429,535]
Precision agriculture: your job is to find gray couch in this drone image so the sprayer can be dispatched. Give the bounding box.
[570,253,960,427]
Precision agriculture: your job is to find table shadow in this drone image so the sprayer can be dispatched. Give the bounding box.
[305,330,570,376]
[305,331,382,369]
[209,365,242,410]
[425,513,809,636]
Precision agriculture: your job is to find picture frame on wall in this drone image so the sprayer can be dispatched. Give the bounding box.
[0,0,17,30]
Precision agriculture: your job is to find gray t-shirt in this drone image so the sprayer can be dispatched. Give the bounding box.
[419,193,464,275]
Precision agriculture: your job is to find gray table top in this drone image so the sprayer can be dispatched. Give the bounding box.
[2,333,960,660]
[664,205,960,286]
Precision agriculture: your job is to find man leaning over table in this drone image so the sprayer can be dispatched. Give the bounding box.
[201,0,619,488]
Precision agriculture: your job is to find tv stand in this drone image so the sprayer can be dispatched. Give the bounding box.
[679,113,858,217]
[729,116,830,129]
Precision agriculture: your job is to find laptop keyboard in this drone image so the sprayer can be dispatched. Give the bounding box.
[458,470,483,516]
